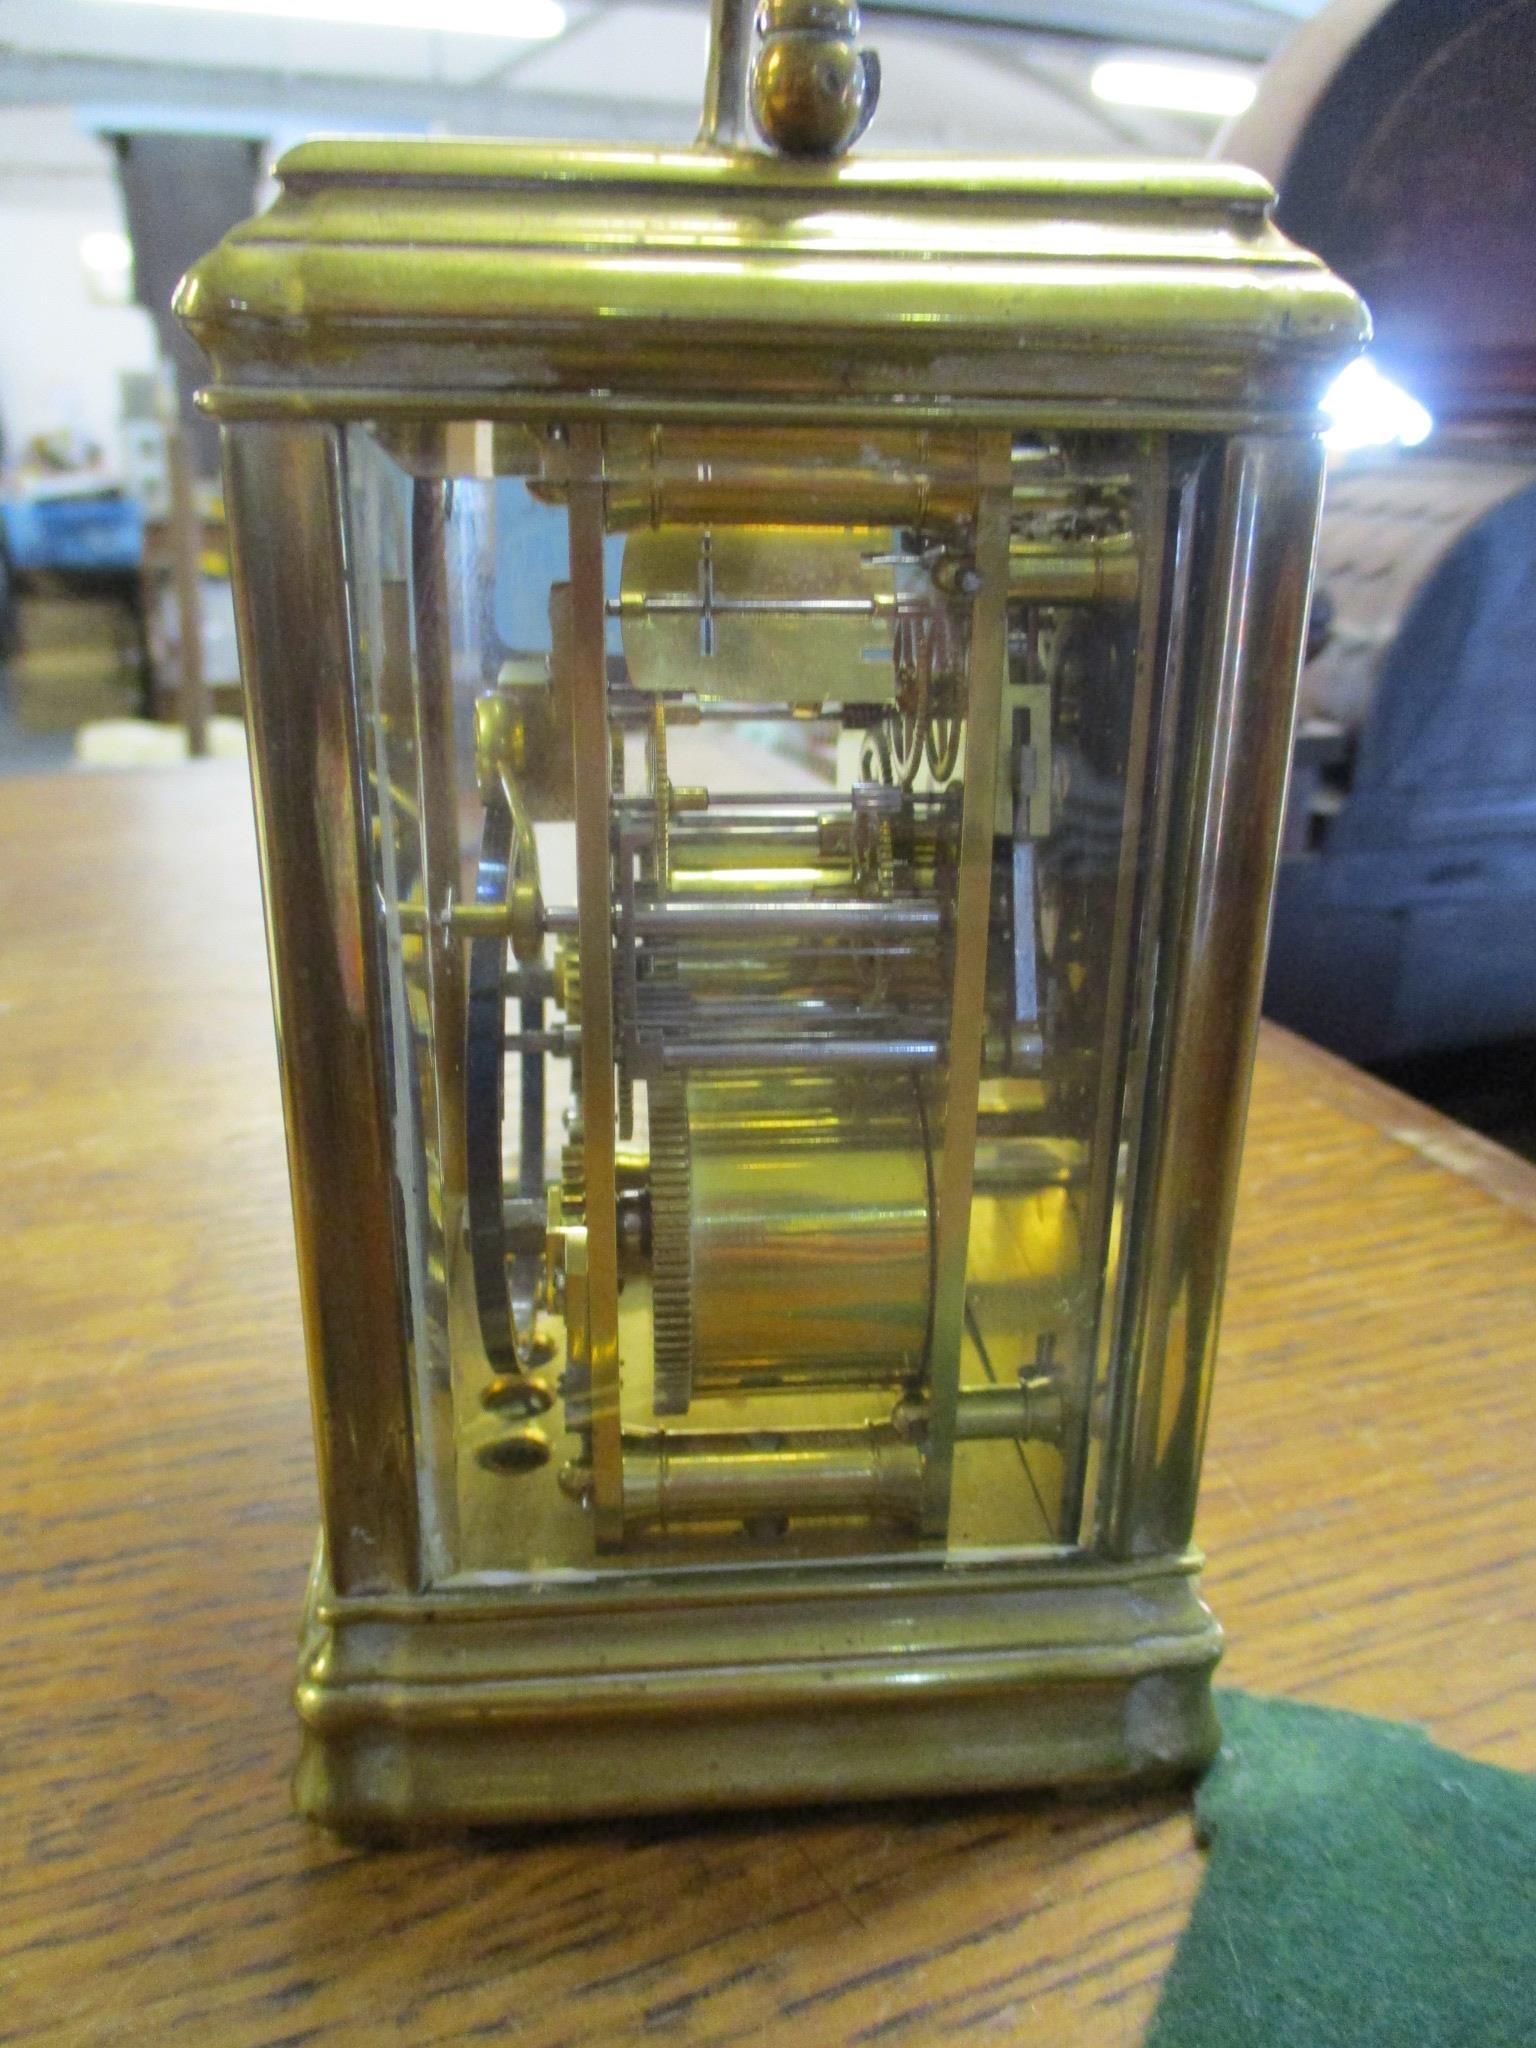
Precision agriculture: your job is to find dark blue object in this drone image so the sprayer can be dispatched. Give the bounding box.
[2,492,144,577]
[1267,457,1536,1062]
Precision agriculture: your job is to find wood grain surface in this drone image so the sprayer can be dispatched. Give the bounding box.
[2,762,1533,2048]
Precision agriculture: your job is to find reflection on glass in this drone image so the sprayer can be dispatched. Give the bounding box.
[343,421,1190,1580]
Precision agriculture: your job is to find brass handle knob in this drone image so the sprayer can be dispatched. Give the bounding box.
[749,0,880,159]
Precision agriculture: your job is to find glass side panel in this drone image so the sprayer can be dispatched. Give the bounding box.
[341,421,1186,1582]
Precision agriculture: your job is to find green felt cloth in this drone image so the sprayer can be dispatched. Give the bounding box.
[1146,1690,1536,2048]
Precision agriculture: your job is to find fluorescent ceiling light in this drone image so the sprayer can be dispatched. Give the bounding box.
[81,230,134,276]
[1091,58,1257,120]
[80,230,135,305]
[1322,358,1433,454]
[97,0,567,37]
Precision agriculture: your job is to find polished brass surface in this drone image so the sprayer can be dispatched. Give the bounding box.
[471,696,545,963]
[618,524,898,704]
[599,424,978,530]
[222,424,423,1595]
[1009,531,1139,606]
[184,62,1366,1827]
[565,426,625,1546]
[472,689,520,802]
[176,151,1365,428]
[922,442,1012,1535]
[292,1546,1221,1825]
[901,1378,1065,1444]
[749,0,880,160]
[620,1424,922,1529]
[650,1071,931,1404]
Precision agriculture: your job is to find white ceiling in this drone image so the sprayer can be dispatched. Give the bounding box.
[509,6,707,108]
[0,0,1307,154]
[0,0,556,84]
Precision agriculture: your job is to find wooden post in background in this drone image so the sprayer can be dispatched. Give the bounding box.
[166,410,210,757]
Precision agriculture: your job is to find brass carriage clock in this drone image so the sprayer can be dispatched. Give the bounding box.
[178,0,1365,1828]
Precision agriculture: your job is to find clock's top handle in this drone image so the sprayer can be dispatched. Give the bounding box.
[700,0,880,159]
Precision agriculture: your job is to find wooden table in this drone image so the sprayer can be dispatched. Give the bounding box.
[4,763,1533,2047]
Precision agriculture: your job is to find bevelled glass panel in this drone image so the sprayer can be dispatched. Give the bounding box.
[342,420,1200,1581]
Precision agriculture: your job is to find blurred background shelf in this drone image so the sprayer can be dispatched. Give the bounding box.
[0,0,1531,1148]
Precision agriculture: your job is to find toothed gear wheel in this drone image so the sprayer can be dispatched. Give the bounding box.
[555,944,586,1217]
[876,815,895,898]
[561,1131,586,1219]
[648,1078,694,1416]
[649,703,672,895]
[557,941,581,1030]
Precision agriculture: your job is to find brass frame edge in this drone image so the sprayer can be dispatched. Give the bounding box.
[292,1546,1221,1825]
[921,438,1011,1531]
[315,1542,1208,1625]
[195,390,1340,432]
[565,424,626,1541]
